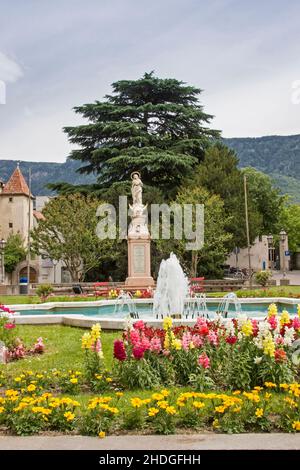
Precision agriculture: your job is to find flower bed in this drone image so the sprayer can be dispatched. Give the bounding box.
[0,304,45,362]
[0,380,300,435]
[113,304,300,389]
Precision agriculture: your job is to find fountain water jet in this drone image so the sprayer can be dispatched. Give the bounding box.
[153,253,189,319]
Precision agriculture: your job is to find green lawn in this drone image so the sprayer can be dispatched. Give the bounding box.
[1,325,118,375]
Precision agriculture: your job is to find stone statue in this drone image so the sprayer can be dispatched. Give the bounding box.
[128,172,149,237]
[131,171,143,206]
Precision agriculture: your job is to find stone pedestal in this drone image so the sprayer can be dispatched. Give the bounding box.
[125,236,154,288]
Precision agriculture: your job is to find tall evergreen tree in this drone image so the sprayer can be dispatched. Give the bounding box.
[51,72,219,196]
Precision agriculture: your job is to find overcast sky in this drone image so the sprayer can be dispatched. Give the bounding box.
[0,0,300,162]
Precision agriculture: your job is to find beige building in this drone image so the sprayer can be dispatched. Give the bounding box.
[0,165,68,290]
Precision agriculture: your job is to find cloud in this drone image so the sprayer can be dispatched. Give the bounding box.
[0,52,23,82]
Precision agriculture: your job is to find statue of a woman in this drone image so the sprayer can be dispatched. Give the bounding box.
[131,172,143,205]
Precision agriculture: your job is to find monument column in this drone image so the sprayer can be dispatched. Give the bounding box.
[125,172,154,288]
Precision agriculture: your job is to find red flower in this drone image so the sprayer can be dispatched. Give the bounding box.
[274,349,287,363]
[4,323,15,330]
[226,335,237,345]
[113,340,127,361]
[132,345,145,360]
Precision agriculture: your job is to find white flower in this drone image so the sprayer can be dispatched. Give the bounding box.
[237,314,248,328]
[283,327,296,347]
[224,320,235,337]
[254,356,263,364]
[123,315,133,331]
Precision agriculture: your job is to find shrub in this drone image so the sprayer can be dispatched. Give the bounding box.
[255,270,272,287]
[35,283,54,301]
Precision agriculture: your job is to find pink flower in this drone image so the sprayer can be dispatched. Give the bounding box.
[275,336,284,345]
[198,352,210,369]
[207,330,218,346]
[133,320,146,331]
[113,340,127,361]
[182,331,192,351]
[140,334,150,351]
[192,334,203,347]
[4,323,15,330]
[95,338,102,354]
[33,337,45,353]
[132,345,145,360]
[292,317,300,330]
[267,316,278,330]
[150,337,162,353]
[129,329,140,346]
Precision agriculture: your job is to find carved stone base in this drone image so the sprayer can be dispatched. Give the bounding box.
[125,237,154,288]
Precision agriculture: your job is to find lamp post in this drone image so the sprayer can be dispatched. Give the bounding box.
[280,229,287,278]
[0,239,6,284]
[267,233,274,269]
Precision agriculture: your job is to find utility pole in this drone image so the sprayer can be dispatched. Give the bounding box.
[244,174,252,286]
[27,168,32,294]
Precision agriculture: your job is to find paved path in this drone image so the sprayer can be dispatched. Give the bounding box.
[272,270,300,286]
[1,434,300,450]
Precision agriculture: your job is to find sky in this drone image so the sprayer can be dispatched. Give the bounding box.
[0,0,300,162]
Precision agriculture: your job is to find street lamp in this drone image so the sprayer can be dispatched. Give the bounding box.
[0,239,6,284]
[267,234,274,269]
[280,229,287,277]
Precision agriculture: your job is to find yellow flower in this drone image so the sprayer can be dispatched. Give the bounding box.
[255,408,263,418]
[215,406,226,413]
[297,304,300,318]
[262,335,275,357]
[0,407,4,414]
[241,320,253,337]
[280,310,290,326]
[264,393,272,400]
[64,411,75,421]
[131,397,143,408]
[284,397,297,408]
[14,377,22,383]
[172,338,182,350]
[292,421,300,431]
[106,378,113,383]
[193,401,205,409]
[152,393,165,401]
[115,392,124,397]
[98,431,106,438]
[264,382,276,388]
[213,419,220,428]
[157,400,169,409]
[81,332,92,349]
[279,383,289,390]
[27,384,36,392]
[233,407,241,413]
[163,316,172,330]
[268,303,278,317]
[5,389,19,397]
[232,391,241,395]
[70,378,78,384]
[165,406,177,415]
[148,407,159,417]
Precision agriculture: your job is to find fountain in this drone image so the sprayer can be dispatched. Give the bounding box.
[114,291,139,319]
[153,253,189,319]
[217,292,242,318]
[185,293,209,319]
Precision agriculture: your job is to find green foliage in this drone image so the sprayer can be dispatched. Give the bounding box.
[255,270,272,287]
[53,72,219,197]
[31,194,117,281]
[279,203,300,253]
[3,233,26,274]
[113,358,161,389]
[35,284,53,300]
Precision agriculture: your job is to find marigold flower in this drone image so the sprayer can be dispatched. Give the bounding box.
[193,401,205,409]
[70,378,78,384]
[98,431,106,438]
[255,408,264,418]
[64,411,75,421]
[27,384,36,392]
[292,421,300,431]
[165,406,177,415]
[148,407,159,417]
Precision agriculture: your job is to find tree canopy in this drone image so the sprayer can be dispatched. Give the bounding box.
[50,72,219,197]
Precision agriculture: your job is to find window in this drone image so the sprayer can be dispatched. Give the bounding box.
[9,197,13,202]
[9,222,13,229]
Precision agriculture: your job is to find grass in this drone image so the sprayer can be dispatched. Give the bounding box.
[0,295,106,305]
[1,325,118,375]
